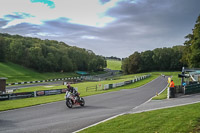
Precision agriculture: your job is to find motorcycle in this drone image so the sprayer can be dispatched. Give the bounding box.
[65,90,85,108]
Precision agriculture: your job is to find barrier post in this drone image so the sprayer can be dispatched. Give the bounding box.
[0,77,7,94]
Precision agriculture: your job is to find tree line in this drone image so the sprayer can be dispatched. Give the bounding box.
[0,33,107,72]
[106,56,121,61]
[122,15,200,74]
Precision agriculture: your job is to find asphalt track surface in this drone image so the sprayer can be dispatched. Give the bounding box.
[0,76,168,133]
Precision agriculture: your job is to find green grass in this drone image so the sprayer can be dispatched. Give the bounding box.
[106,60,122,70]
[152,88,168,100]
[0,62,79,83]
[80,102,200,133]
[0,73,157,111]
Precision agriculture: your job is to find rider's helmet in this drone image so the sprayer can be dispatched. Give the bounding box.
[67,84,71,88]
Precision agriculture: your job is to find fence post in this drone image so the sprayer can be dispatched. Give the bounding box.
[34,91,37,97]
[167,87,169,99]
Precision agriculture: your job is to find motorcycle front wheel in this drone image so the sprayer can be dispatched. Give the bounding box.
[66,99,73,108]
[80,98,85,106]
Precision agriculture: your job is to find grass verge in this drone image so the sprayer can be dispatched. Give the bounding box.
[152,88,168,100]
[80,102,200,133]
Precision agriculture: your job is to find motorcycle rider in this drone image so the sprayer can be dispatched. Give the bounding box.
[66,83,80,101]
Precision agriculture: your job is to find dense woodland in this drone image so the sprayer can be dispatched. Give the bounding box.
[0,34,106,72]
[122,15,200,74]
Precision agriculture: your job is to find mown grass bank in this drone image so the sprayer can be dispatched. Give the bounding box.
[106,60,122,70]
[0,62,79,83]
[80,102,200,133]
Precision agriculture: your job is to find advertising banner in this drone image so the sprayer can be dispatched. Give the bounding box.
[44,89,61,95]
[113,83,117,88]
[124,80,132,85]
[9,92,34,99]
[104,84,109,90]
[36,91,45,96]
[61,89,67,93]
[0,94,9,100]
[109,84,113,89]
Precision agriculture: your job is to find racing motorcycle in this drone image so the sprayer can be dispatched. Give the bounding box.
[65,90,85,108]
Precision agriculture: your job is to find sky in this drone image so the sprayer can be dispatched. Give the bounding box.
[0,0,200,58]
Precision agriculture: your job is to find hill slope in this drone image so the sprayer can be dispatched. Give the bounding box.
[0,62,78,83]
[106,60,122,70]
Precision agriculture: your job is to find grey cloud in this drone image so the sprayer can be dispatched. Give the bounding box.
[99,0,111,5]
[4,12,34,20]
[0,18,9,28]
[1,0,200,58]
[1,22,41,36]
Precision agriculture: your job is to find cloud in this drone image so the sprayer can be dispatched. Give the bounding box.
[0,18,9,28]
[99,0,111,5]
[0,0,200,58]
[30,0,55,8]
[4,12,34,20]
[0,0,122,28]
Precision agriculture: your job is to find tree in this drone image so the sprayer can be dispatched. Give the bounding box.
[128,52,142,74]
[0,37,6,62]
[121,58,129,74]
[170,46,185,70]
[183,15,200,68]
[0,33,107,72]
[140,50,154,72]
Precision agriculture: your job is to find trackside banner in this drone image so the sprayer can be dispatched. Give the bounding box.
[0,88,67,101]
[0,94,9,100]
[9,92,34,99]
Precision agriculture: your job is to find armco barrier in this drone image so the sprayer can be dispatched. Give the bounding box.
[184,84,200,95]
[6,77,81,86]
[0,88,67,101]
[104,74,151,90]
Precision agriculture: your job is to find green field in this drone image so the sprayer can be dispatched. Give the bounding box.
[0,62,78,83]
[106,60,122,70]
